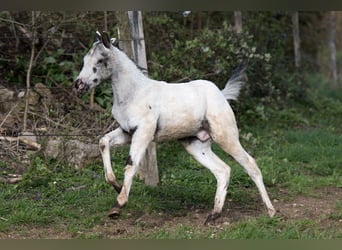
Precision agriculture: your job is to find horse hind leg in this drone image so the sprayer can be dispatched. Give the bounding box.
[216,134,276,217]
[181,138,232,224]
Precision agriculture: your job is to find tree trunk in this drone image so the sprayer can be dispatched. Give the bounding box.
[116,11,159,186]
[234,11,242,33]
[328,11,338,88]
[292,12,301,69]
[291,11,304,95]
[23,11,36,132]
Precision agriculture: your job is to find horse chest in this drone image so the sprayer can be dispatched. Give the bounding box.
[112,103,154,134]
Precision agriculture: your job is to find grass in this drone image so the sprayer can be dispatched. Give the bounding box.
[0,78,341,238]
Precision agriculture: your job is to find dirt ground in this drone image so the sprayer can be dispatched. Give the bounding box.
[1,186,341,239]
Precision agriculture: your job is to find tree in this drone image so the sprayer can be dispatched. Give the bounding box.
[291,11,305,95]
[23,11,37,132]
[292,11,301,70]
[234,11,242,33]
[327,11,338,88]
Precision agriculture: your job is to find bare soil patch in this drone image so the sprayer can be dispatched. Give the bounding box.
[1,186,340,239]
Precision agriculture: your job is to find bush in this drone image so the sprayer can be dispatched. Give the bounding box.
[148,21,273,96]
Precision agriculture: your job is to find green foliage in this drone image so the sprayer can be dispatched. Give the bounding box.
[94,83,113,109]
[144,12,302,125]
[148,21,274,98]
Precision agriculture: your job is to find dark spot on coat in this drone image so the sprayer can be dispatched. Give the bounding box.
[99,144,105,152]
[93,67,97,73]
[113,184,122,194]
[129,126,138,136]
[148,105,152,110]
[104,62,108,67]
[122,126,137,136]
[125,155,133,166]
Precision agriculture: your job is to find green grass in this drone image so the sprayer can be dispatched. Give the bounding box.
[143,215,342,239]
[0,78,341,238]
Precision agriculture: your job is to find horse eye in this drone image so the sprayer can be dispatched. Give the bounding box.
[97,59,103,64]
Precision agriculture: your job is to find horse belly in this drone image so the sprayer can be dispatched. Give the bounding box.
[152,83,209,141]
[154,115,201,142]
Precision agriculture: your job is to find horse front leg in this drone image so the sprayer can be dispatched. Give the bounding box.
[99,127,131,193]
[108,125,156,218]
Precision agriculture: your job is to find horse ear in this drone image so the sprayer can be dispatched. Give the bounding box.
[95,31,102,42]
[101,31,111,49]
[111,37,119,47]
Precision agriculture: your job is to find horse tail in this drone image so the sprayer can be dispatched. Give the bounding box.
[221,60,248,101]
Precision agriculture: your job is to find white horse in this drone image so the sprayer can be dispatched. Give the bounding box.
[75,31,276,224]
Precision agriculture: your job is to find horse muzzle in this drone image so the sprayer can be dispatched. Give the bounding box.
[74,78,89,93]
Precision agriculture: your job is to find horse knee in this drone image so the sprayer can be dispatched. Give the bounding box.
[99,136,110,152]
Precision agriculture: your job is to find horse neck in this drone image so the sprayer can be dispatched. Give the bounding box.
[110,47,148,106]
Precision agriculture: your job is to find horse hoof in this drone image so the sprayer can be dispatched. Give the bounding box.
[204,212,221,225]
[108,206,120,219]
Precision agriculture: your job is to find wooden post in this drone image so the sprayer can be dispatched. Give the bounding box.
[116,11,159,186]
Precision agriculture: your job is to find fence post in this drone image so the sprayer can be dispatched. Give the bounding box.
[116,11,159,186]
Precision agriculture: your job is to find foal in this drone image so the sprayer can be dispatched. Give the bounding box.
[75,31,276,223]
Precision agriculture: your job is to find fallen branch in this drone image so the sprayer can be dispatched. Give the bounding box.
[0,216,8,221]
[8,176,23,184]
[0,136,18,142]
[66,185,87,192]
[0,174,22,184]
[0,135,41,150]
[18,136,41,150]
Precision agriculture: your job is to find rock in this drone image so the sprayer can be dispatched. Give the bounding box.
[0,85,14,101]
[44,138,100,169]
[0,85,15,113]
[44,139,63,159]
[34,83,52,105]
[27,90,40,106]
[65,140,100,169]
